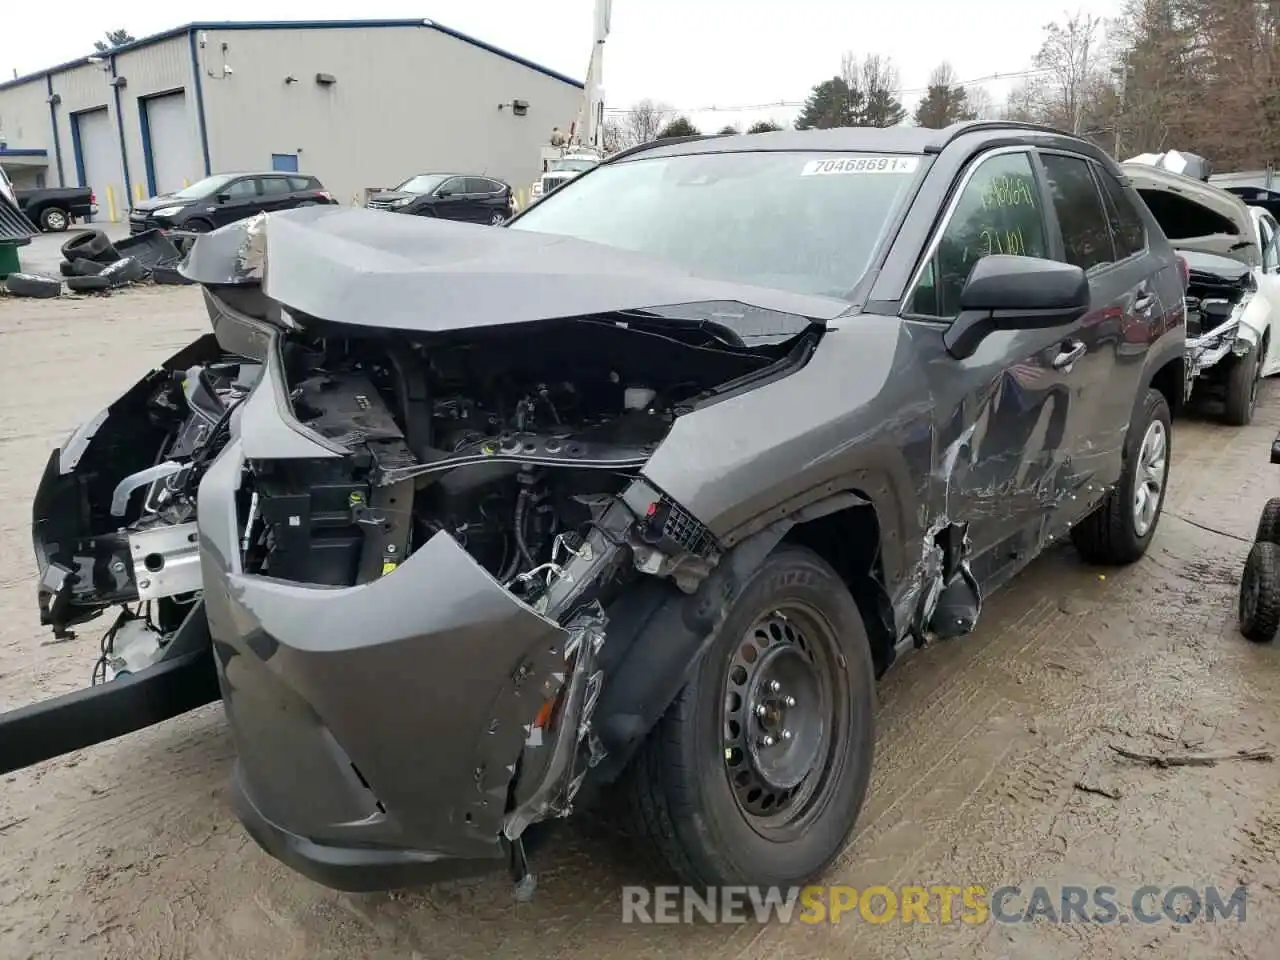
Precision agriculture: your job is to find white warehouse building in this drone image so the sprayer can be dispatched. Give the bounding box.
[0,19,584,220]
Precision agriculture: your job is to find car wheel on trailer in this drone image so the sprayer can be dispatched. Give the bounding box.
[3,273,62,298]
[1072,388,1172,565]
[39,206,70,232]
[1239,540,1280,642]
[185,219,213,233]
[624,545,875,886]
[1223,344,1262,426]
[490,211,507,225]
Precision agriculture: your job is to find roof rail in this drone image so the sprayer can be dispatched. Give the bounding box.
[603,133,733,165]
[937,119,1076,147]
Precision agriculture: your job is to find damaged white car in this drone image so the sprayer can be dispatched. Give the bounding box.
[1123,160,1280,424]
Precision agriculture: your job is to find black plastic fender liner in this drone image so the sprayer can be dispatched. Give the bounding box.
[587,491,875,784]
[152,260,194,285]
[0,607,219,776]
[3,273,61,298]
[588,530,783,783]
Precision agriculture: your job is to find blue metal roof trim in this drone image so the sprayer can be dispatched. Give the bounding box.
[0,19,584,92]
[0,148,49,157]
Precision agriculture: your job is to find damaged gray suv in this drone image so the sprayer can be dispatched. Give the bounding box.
[15,121,1185,895]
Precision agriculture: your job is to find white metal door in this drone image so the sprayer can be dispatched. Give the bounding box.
[146,92,199,196]
[75,107,119,219]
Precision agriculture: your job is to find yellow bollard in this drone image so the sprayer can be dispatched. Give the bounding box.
[135,183,144,204]
[182,178,189,188]
[106,185,118,223]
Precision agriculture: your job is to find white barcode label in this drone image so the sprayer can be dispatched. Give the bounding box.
[800,156,920,176]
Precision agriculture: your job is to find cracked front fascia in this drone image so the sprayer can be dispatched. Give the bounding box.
[201,437,577,854]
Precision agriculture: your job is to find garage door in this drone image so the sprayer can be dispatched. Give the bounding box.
[73,107,119,221]
[144,91,199,197]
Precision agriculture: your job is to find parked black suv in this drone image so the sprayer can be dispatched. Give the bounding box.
[366,173,514,224]
[128,172,336,234]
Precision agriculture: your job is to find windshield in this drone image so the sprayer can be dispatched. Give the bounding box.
[511,151,924,298]
[549,158,598,173]
[394,174,449,194]
[168,174,237,199]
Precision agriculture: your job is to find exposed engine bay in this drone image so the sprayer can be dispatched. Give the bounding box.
[1183,250,1258,387]
[242,314,769,603]
[36,300,809,698]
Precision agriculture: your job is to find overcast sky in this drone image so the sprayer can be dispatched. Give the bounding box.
[3,1,1121,131]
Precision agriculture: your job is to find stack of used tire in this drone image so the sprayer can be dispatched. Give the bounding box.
[3,227,189,298]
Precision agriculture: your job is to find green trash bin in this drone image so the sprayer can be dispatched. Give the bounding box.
[0,242,21,279]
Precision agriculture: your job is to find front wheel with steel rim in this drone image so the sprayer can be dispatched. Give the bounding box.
[1072,387,1173,565]
[624,545,875,887]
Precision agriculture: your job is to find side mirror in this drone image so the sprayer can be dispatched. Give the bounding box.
[215,193,231,203]
[435,189,452,198]
[944,254,1090,359]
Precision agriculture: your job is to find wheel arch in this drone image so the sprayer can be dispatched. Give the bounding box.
[1143,330,1186,419]
[587,486,901,785]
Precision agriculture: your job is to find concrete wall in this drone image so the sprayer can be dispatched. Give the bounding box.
[0,79,58,186]
[199,25,582,204]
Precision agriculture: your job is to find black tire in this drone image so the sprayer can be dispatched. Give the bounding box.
[3,273,62,298]
[39,206,70,232]
[1239,541,1280,643]
[69,257,105,276]
[1223,343,1262,426]
[60,229,119,264]
[66,275,111,293]
[1256,498,1280,545]
[184,219,213,233]
[1072,388,1172,565]
[622,545,876,887]
[99,256,144,286]
[58,260,77,277]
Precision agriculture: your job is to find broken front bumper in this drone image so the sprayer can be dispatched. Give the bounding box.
[199,438,571,891]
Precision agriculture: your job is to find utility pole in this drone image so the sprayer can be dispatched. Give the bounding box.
[1074,20,1091,136]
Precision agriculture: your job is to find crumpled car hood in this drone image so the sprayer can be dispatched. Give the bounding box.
[180,205,852,331]
[1180,249,1252,282]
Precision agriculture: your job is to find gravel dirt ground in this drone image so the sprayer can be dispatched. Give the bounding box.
[1,286,1279,960]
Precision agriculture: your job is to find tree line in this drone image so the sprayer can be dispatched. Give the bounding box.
[606,5,1276,172]
[603,51,994,151]
[1006,3,1280,170]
